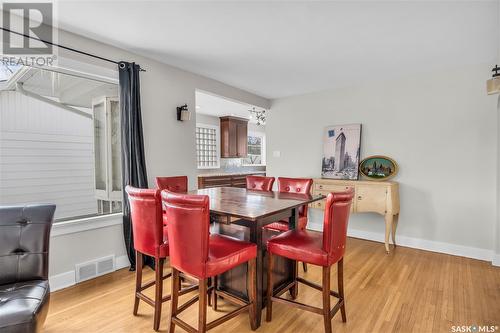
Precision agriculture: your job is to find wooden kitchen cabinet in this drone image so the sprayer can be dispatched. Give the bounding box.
[220,116,248,158]
[198,172,265,189]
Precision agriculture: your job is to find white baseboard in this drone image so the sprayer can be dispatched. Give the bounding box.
[49,254,130,292]
[49,271,75,292]
[492,253,500,267]
[308,222,496,264]
[115,254,131,270]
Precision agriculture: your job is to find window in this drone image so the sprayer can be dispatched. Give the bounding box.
[243,132,266,166]
[196,124,220,169]
[92,96,122,215]
[0,65,121,221]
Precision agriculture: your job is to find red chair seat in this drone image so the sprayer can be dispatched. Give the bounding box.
[267,230,340,267]
[206,234,257,278]
[263,216,308,232]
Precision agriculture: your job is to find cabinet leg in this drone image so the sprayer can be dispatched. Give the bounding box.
[384,214,392,254]
[391,214,399,248]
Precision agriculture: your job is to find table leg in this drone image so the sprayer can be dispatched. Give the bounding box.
[289,207,299,298]
[250,222,263,326]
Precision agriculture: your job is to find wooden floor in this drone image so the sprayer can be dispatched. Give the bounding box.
[45,238,500,333]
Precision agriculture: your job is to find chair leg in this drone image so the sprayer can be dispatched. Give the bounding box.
[302,262,308,272]
[290,260,298,299]
[266,252,274,322]
[208,277,212,307]
[199,278,208,333]
[133,251,143,315]
[338,258,347,322]
[213,275,218,311]
[169,268,180,333]
[322,266,332,333]
[248,258,257,330]
[153,257,164,331]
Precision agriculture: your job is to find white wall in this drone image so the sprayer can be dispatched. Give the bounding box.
[267,63,498,261]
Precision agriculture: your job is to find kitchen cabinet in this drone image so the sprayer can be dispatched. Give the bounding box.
[198,172,265,189]
[220,116,248,158]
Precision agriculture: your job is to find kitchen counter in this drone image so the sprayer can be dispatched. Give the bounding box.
[197,171,266,189]
[197,171,266,177]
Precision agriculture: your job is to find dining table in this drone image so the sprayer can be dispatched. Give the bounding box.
[188,186,325,327]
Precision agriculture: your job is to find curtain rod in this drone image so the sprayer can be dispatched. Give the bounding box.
[0,27,146,72]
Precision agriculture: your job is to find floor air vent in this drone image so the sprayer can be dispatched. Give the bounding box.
[75,255,116,283]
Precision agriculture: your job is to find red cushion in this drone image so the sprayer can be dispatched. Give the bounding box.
[205,234,257,278]
[263,221,289,232]
[267,230,340,267]
[263,216,308,232]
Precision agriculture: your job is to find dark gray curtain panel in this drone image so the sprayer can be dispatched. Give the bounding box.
[118,62,150,271]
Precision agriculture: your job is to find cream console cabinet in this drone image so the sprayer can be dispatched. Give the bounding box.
[311,179,400,253]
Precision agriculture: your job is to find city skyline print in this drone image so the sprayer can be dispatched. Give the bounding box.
[321,124,362,180]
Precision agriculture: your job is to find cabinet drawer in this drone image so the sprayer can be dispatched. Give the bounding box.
[355,185,387,214]
[202,177,232,187]
[310,198,354,212]
[314,183,352,192]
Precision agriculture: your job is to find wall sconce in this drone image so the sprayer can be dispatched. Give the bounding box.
[486,65,500,95]
[176,104,191,121]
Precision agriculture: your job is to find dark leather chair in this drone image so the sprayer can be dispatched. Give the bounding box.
[0,204,56,333]
[266,189,354,333]
[246,175,275,191]
[162,191,258,333]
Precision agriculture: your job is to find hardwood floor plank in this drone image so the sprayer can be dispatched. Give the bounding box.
[44,238,500,333]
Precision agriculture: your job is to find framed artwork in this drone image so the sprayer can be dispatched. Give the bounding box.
[359,155,399,180]
[321,124,362,180]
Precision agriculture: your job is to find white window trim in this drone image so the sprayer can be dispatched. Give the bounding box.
[243,131,266,166]
[196,123,221,169]
[51,213,123,237]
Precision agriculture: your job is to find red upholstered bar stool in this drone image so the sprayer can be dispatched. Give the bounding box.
[163,191,258,333]
[246,175,275,191]
[155,176,188,193]
[125,186,197,331]
[266,189,354,333]
[263,177,313,272]
[155,176,188,240]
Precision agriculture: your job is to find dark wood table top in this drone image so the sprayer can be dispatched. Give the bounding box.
[188,187,325,221]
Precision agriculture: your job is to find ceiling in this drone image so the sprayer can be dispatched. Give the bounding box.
[55,1,498,99]
[196,90,264,123]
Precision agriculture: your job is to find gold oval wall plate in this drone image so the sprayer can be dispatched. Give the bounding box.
[359,155,398,181]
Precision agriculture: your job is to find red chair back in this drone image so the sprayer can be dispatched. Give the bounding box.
[246,175,275,191]
[162,191,210,278]
[322,189,354,260]
[277,177,313,217]
[125,186,163,257]
[155,176,188,192]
